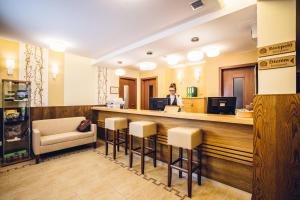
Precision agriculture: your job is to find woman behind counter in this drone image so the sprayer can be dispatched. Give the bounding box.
[166,83,182,107]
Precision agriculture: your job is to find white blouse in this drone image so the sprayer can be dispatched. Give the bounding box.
[170,94,183,106]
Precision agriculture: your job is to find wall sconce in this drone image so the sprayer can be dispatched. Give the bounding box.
[51,64,59,79]
[176,70,184,83]
[194,68,202,82]
[6,59,15,75]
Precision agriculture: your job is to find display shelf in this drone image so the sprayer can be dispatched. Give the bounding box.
[1,79,31,166]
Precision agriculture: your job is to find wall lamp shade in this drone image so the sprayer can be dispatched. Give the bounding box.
[194,68,202,82]
[187,51,204,62]
[139,62,157,71]
[115,68,126,76]
[176,70,184,83]
[51,64,59,79]
[49,41,66,52]
[205,47,220,57]
[6,59,15,75]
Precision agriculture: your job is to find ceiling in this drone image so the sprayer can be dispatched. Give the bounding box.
[99,4,257,69]
[0,0,222,58]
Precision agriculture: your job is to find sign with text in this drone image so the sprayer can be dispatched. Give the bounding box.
[258,41,296,57]
[258,55,296,70]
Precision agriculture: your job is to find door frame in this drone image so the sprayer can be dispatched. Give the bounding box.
[140,76,158,110]
[119,76,137,108]
[219,62,258,96]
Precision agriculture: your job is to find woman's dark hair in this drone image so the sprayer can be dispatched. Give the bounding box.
[169,83,177,92]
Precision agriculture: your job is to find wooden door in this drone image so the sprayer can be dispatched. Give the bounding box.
[119,77,137,109]
[141,77,158,110]
[220,64,256,109]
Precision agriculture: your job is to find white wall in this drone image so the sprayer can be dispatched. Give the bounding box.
[64,53,98,105]
[257,0,296,94]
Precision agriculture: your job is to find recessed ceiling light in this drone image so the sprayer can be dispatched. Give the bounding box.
[117,61,123,64]
[139,62,157,71]
[205,47,220,57]
[146,51,153,55]
[187,51,204,62]
[165,54,182,66]
[191,37,199,42]
[49,40,66,52]
[115,68,126,76]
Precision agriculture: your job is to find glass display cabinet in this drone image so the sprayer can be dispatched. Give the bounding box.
[1,79,31,166]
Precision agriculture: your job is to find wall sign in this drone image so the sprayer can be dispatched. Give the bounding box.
[258,55,296,70]
[258,41,296,57]
[110,86,119,94]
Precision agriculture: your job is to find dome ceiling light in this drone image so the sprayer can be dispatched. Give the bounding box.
[165,54,182,66]
[115,68,126,76]
[139,62,157,71]
[205,47,220,57]
[49,40,66,52]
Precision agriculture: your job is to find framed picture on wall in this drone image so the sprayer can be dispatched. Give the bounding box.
[110,86,119,94]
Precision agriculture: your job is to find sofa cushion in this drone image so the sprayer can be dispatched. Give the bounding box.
[40,131,94,146]
[33,117,86,136]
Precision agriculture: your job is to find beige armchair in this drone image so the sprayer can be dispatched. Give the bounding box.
[32,117,97,163]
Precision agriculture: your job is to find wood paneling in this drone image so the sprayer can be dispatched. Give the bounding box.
[31,105,99,122]
[95,109,253,192]
[182,98,206,113]
[253,95,300,200]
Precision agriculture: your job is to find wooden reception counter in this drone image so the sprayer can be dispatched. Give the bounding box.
[92,107,254,192]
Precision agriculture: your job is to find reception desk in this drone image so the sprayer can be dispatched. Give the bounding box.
[92,107,253,192]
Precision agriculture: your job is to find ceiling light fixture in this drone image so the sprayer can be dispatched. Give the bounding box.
[49,40,66,52]
[187,51,204,62]
[165,54,181,66]
[205,47,220,57]
[139,62,157,71]
[115,68,126,76]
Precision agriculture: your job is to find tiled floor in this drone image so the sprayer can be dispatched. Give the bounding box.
[0,143,251,200]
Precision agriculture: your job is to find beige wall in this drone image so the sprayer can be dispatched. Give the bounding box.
[257,0,296,94]
[64,53,98,106]
[203,50,257,97]
[138,50,257,98]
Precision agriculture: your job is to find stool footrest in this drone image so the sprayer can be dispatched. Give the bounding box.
[131,149,155,156]
[106,139,126,146]
[171,158,201,173]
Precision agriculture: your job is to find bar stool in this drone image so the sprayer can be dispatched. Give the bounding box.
[129,121,157,174]
[167,127,202,198]
[104,117,128,159]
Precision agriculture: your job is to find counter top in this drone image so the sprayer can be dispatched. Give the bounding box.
[92,107,253,125]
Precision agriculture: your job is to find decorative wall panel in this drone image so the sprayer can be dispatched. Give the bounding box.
[19,43,48,106]
[97,66,108,105]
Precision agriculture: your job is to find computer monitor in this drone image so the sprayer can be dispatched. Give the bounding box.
[207,97,236,115]
[149,98,169,111]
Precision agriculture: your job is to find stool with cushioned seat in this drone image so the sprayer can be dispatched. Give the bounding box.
[104,117,128,160]
[167,127,202,198]
[129,121,157,174]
